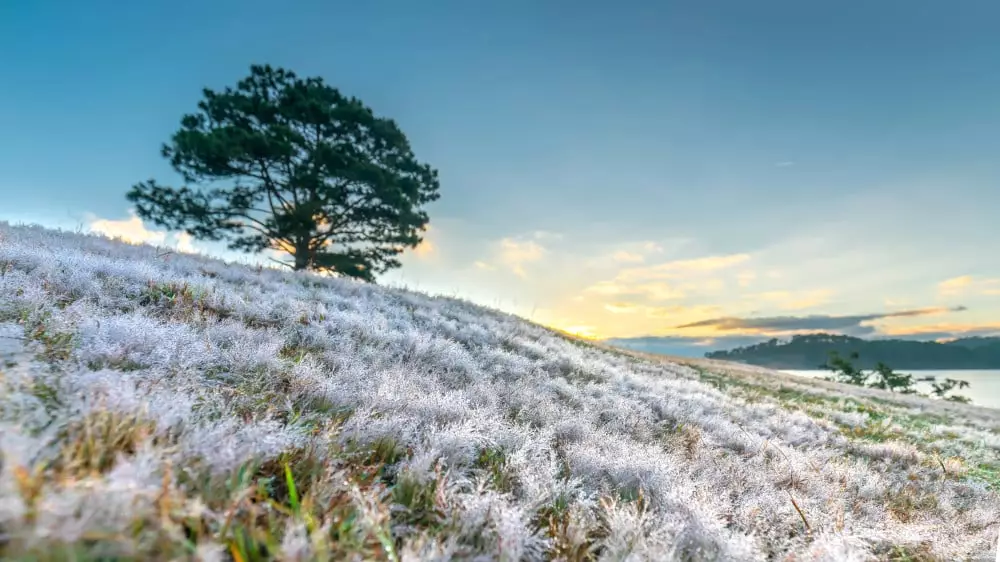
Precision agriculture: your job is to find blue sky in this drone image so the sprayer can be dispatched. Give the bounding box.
[3,0,1000,355]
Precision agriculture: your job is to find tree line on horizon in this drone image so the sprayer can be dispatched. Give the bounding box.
[705,333,1000,370]
[127,64,440,283]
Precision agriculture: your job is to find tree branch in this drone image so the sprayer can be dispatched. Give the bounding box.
[267,256,294,269]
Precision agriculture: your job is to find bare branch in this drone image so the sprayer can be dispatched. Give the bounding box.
[267,256,294,269]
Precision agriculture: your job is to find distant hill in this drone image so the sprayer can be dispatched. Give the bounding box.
[705,333,1000,370]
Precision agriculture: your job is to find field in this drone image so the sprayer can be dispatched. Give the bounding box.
[0,222,997,561]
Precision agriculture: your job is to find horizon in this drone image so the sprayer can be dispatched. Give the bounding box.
[3,0,999,357]
[606,331,1000,358]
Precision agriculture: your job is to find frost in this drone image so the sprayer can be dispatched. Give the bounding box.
[0,222,997,560]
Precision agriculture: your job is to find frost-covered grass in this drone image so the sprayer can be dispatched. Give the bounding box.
[0,222,997,561]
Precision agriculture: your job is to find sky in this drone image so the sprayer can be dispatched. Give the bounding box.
[2,0,999,356]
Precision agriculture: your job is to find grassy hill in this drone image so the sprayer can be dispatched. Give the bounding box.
[0,222,998,561]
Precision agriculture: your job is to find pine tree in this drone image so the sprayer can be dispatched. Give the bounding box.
[127,64,440,282]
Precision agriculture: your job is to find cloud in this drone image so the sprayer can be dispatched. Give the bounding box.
[562,325,599,339]
[644,304,723,319]
[589,241,672,267]
[938,275,973,295]
[579,252,749,307]
[617,254,751,283]
[605,320,1000,358]
[584,280,686,301]
[87,211,196,253]
[411,225,437,258]
[604,302,639,314]
[88,213,167,246]
[468,234,549,277]
[775,161,795,167]
[676,306,968,334]
[876,323,1000,340]
[611,251,645,263]
[742,288,834,311]
[174,232,196,254]
[531,230,563,241]
[938,275,1000,296]
[736,271,756,287]
[488,237,546,278]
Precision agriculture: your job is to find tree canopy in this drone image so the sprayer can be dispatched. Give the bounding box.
[127,64,440,282]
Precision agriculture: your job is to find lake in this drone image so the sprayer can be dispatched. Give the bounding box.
[781,369,1000,410]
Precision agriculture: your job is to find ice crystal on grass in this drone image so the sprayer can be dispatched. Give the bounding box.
[0,221,998,560]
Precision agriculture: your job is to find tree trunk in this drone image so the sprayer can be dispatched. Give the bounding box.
[292,241,311,270]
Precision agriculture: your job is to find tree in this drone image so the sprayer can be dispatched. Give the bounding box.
[821,351,869,386]
[822,351,972,402]
[926,377,972,403]
[127,64,440,282]
[866,362,918,394]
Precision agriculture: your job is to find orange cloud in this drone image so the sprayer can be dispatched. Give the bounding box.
[938,275,973,295]
[89,213,167,245]
[88,211,196,253]
[411,226,436,258]
[938,275,1000,296]
[545,324,600,339]
[878,322,1000,337]
[604,302,639,314]
[174,232,196,254]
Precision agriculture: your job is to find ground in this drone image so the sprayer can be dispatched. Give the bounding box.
[0,222,997,561]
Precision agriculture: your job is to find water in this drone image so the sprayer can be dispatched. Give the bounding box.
[781,369,1000,410]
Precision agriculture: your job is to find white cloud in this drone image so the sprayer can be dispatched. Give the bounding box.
[531,230,563,240]
[641,241,665,253]
[611,251,645,263]
[589,241,672,268]
[474,261,496,271]
[616,254,751,283]
[476,237,547,278]
[741,288,834,311]
[584,280,686,301]
[736,271,756,287]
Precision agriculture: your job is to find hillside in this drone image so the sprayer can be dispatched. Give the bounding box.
[0,222,998,561]
[706,333,1000,370]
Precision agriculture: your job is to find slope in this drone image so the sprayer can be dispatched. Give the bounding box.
[0,222,997,561]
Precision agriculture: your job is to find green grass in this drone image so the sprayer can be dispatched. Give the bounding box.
[475,446,517,493]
